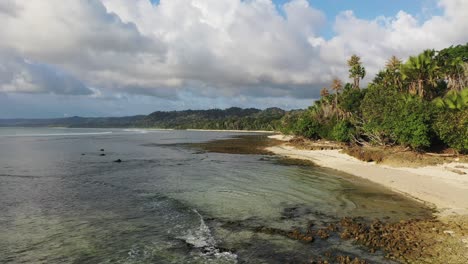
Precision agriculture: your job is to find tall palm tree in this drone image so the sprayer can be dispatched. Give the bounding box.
[331,78,343,108]
[385,56,403,91]
[347,55,366,89]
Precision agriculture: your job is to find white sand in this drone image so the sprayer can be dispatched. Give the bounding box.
[186,129,274,133]
[267,136,468,216]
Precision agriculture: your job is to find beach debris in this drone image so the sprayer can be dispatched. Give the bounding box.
[443,230,455,236]
[100,153,106,156]
[100,149,105,151]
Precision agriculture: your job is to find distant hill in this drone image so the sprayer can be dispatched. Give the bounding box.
[0,107,292,131]
[0,116,146,128]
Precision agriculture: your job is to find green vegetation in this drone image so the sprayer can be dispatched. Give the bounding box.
[0,107,288,131]
[139,107,286,130]
[286,44,468,153]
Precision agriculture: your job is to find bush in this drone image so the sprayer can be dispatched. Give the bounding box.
[278,110,305,134]
[293,113,321,139]
[433,109,468,153]
[361,85,434,149]
[330,120,353,142]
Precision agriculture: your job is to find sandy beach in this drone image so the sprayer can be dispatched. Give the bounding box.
[267,135,468,216]
[186,129,275,133]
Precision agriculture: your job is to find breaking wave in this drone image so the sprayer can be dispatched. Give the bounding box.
[178,210,238,263]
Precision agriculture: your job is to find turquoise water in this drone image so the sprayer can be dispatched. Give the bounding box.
[0,128,430,263]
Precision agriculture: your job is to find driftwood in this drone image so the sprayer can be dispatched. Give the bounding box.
[425,152,457,157]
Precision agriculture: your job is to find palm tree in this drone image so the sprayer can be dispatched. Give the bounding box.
[401,49,440,99]
[347,55,366,89]
[320,87,330,98]
[433,89,468,110]
[331,78,343,108]
[385,56,403,91]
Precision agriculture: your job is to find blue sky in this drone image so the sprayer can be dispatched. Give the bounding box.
[280,0,440,38]
[0,0,466,118]
[275,0,439,19]
[151,0,441,39]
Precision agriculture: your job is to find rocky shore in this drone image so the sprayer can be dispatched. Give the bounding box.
[265,134,468,263]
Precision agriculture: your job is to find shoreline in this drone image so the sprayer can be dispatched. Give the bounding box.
[267,135,468,217]
[185,129,275,133]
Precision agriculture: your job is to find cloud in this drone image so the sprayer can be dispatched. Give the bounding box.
[0,52,92,95]
[0,0,467,103]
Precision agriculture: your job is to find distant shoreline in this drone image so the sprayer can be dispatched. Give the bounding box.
[0,127,274,133]
[267,135,468,217]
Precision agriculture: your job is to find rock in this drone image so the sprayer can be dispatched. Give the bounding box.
[114,159,122,163]
[100,153,106,156]
[100,149,105,151]
[317,228,330,239]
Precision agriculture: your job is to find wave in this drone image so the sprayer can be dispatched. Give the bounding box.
[178,210,238,263]
[123,129,148,134]
[123,129,173,134]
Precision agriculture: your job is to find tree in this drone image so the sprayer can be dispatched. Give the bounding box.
[347,55,366,89]
[385,56,403,91]
[433,88,468,110]
[436,44,468,92]
[401,49,441,99]
[331,78,343,108]
[320,87,330,98]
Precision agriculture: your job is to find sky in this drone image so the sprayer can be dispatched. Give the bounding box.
[0,0,467,118]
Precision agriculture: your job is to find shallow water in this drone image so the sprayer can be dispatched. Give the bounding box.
[0,128,431,263]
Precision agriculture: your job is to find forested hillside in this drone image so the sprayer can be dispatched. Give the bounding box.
[0,107,288,130]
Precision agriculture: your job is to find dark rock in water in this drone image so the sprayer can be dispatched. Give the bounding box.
[81,153,85,156]
[114,159,122,163]
[281,205,312,220]
[100,153,106,156]
[100,149,105,151]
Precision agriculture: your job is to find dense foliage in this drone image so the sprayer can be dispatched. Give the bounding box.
[286,44,468,153]
[140,107,285,130]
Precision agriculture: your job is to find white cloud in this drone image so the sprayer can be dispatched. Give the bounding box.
[0,0,467,101]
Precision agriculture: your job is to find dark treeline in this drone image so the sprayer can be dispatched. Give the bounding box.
[0,107,289,131]
[280,44,468,153]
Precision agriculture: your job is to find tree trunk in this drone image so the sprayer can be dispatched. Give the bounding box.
[354,78,360,90]
[418,79,424,98]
